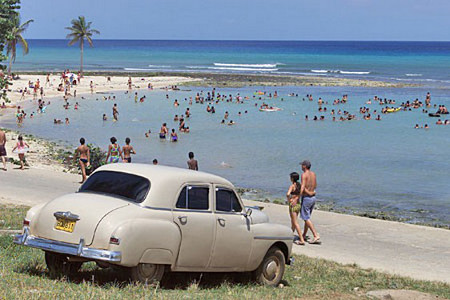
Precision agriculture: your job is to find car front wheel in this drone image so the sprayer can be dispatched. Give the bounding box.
[44,251,82,277]
[253,246,286,286]
[130,263,165,285]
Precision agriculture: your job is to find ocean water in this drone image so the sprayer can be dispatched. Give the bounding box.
[7,40,450,87]
[2,85,449,226]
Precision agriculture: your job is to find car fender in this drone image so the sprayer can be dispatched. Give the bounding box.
[247,223,293,270]
[25,203,46,235]
[108,218,181,267]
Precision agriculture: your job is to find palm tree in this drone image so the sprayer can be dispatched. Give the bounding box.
[6,16,34,75]
[65,16,100,76]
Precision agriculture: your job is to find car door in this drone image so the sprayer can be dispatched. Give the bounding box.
[210,186,253,270]
[172,184,215,269]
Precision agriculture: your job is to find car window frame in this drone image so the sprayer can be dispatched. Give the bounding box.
[174,184,212,212]
[214,186,243,214]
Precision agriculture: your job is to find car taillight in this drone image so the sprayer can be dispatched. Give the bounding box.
[109,237,120,245]
[23,219,30,226]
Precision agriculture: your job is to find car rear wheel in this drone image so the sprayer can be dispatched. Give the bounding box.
[253,247,285,286]
[130,263,165,285]
[45,251,82,277]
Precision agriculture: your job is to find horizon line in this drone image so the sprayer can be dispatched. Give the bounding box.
[23,38,450,43]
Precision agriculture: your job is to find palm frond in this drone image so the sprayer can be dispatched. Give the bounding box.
[17,35,29,55]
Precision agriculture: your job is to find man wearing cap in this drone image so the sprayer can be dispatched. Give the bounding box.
[300,160,321,244]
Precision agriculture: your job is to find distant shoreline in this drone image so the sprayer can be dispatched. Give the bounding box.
[12,71,418,88]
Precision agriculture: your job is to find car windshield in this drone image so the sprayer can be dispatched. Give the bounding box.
[79,171,150,203]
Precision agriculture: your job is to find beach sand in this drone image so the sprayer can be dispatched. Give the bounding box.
[2,74,200,105]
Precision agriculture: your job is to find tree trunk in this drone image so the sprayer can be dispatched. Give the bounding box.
[8,52,12,75]
[80,40,84,76]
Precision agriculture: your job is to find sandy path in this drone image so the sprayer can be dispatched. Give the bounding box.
[246,200,450,284]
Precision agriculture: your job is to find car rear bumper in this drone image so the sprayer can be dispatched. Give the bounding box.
[14,227,121,262]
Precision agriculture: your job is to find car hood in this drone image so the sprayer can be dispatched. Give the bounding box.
[32,192,130,246]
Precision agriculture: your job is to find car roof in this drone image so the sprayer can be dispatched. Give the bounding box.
[94,164,235,207]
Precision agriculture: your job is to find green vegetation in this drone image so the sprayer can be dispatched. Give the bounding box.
[0,0,20,101]
[5,15,33,74]
[0,234,448,299]
[0,204,29,230]
[66,16,100,76]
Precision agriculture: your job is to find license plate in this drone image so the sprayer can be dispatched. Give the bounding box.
[55,218,76,233]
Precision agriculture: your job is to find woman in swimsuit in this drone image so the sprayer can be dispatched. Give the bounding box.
[170,129,178,142]
[286,172,305,245]
[74,137,90,183]
[105,137,123,164]
[12,135,30,170]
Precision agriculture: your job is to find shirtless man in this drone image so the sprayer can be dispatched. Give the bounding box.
[0,129,7,171]
[112,103,119,121]
[300,160,321,244]
[159,123,169,139]
[74,138,90,183]
[122,137,136,163]
[187,152,198,171]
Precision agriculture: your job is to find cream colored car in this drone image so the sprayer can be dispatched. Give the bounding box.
[14,164,293,286]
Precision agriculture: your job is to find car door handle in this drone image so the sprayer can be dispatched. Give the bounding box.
[218,218,226,226]
[178,216,187,224]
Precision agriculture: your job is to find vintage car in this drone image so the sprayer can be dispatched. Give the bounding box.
[14,164,293,286]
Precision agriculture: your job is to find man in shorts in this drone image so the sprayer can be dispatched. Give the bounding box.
[0,129,7,171]
[300,160,321,244]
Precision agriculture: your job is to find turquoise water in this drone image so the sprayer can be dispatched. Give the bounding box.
[7,40,450,87]
[3,85,449,226]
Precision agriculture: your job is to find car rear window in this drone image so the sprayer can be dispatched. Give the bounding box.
[79,171,150,203]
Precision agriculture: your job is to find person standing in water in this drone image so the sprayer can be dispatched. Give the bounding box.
[286,172,306,245]
[12,135,29,170]
[170,129,178,142]
[122,137,136,163]
[0,129,7,171]
[105,137,123,163]
[300,160,321,244]
[74,137,90,183]
[187,152,198,170]
[112,103,119,121]
[159,123,169,139]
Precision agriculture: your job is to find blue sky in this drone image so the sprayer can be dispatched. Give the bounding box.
[20,0,450,41]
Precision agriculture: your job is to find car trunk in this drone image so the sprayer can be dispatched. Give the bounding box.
[32,192,130,246]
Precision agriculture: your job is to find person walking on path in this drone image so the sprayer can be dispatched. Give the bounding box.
[187,151,198,170]
[300,160,321,244]
[286,172,306,245]
[12,135,29,170]
[74,138,90,183]
[0,129,7,171]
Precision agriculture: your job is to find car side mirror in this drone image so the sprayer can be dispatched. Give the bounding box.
[245,208,252,217]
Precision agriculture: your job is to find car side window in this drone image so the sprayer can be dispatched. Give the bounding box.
[176,186,209,210]
[216,188,242,212]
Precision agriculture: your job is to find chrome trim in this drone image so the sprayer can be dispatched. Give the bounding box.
[173,208,212,213]
[288,256,295,266]
[254,236,293,241]
[14,228,121,262]
[142,205,172,211]
[53,211,80,221]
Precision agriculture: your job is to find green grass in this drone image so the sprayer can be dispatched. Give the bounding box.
[0,204,30,230]
[0,234,449,299]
